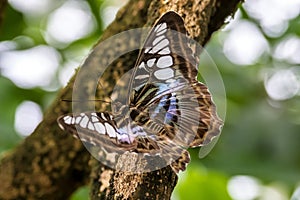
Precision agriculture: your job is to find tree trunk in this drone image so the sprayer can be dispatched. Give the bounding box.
[0,0,241,199]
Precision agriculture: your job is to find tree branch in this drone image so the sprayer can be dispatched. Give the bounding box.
[0,0,242,199]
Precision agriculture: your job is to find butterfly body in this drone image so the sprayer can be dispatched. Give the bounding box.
[58,11,223,173]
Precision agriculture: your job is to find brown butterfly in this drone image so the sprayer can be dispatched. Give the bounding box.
[58,11,223,173]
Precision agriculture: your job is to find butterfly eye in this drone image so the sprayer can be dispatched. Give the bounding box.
[130,109,139,121]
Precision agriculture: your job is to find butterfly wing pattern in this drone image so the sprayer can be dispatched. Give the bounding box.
[57,11,223,173]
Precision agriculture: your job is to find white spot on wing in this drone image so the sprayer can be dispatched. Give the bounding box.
[157,28,167,36]
[80,115,89,128]
[88,122,94,130]
[91,116,98,122]
[153,39,169,53]
[147,58,156,67]
[145,47,151,53]
[63,116,72,124]
[154,68,174,80]
[94,122,105,134]
[153,35,165,45]
[75,116,81,124]
[135,74,149,79]
[154,23,162,32]
[157,55,173,68]
[155,22,167,33]
[148,49,154,54]
[158,47,171,55]
[105,123,116,138]
[138,62,146,70]
[100,113,107,120]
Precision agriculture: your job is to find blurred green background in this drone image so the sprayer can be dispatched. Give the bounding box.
[0,0,300,199]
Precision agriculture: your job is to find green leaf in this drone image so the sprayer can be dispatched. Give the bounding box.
[71,186,89,200]
[174,165,231,200]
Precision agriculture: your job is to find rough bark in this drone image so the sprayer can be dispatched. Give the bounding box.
[0,0,241,199]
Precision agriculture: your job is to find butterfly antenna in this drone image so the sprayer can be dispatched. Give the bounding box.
[61,99,111,103]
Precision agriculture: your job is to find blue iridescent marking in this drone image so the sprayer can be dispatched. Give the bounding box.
[164,93,178,124]
[150,92,178,125]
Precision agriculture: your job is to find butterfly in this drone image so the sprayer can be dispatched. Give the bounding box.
[57,11,223,173]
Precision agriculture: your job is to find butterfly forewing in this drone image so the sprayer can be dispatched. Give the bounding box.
[130,12,197,91]
[129,12,222,147]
